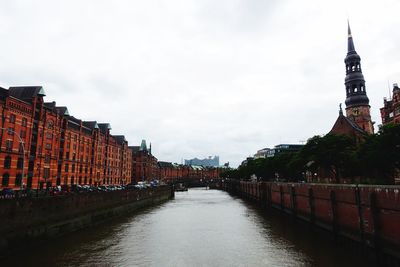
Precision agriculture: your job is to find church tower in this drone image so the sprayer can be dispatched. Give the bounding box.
[344,22,374,134]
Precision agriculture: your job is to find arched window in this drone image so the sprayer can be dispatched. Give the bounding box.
[351,65,356,71]
[17,157,23,169]
[4,156,11,169]
[360,85,364,92]
[15,173,22,186]
[2,173,9,186]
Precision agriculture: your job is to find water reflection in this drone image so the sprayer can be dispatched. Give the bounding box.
[4,188,374,267]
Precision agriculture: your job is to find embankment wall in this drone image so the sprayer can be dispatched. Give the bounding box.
[225,181,400,260]
[0,186,173,253]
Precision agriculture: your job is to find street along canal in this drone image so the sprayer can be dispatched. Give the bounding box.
[3,188,376,266]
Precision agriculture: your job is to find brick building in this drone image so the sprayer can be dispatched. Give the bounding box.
[0,86,135,190]
[381,83,400,125]
[130,140,158,183]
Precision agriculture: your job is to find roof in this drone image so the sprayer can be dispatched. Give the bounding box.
[55,106,70,116]
[158,161,174,168]
[330,112,368,137]
[0,87,9,100]
[9,86,45,101]
[113,135,126,145]
[83,121,99,129]
[140,139,147,151]
[98,123,111,133]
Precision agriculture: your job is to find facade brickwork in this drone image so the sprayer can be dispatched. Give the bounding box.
[0,86,140,190]
[381,83,400,125]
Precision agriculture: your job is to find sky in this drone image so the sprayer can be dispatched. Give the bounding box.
[0,0,399,167]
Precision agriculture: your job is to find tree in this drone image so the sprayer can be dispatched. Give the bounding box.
[358,124,400,184]
[300,134,358,183]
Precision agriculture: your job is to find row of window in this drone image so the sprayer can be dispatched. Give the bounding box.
[9,114,28,126]
[3,156,23,169]
[1,173,22,186]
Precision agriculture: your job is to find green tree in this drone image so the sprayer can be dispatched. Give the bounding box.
[300,134,358,183]
[358,124,400,184]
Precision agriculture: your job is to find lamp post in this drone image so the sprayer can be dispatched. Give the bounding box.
[1,127,25,190]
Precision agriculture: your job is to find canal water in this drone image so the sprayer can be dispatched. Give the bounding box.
[5,188,375,267]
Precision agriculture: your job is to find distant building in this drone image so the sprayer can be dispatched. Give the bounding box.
[380,83,400,125]
[266,144,303,158]
[184,156,219,167]
[254,148,271,159]
[130,140,158,183]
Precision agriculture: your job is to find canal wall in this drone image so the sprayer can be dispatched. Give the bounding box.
[0,186,173,254]
[224,181,400,262]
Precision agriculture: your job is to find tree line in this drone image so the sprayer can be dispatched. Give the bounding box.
[221,124,400,184]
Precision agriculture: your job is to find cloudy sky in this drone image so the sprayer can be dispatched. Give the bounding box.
[0,0,399,167]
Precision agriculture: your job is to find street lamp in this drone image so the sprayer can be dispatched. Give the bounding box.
[1,127,25,190]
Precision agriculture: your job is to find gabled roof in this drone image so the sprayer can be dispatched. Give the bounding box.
[55,106,70,116]
[113,135,126,145]
[44,101,56,109]
[0,87,9,100]
[330,111,368,137]
[9,86,45,101]
[98,123,111,133]
[83,121,99,129]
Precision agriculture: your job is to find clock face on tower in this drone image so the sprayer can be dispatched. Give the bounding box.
[352,108,359,116]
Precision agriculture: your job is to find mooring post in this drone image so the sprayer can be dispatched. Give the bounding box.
[290,185,297,218]
[369,191,382,264]
[355,185,365,244]
[330,190,338,241]
[308,187,315,225]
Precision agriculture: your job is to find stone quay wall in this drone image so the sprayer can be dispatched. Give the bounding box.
[224,180,400,262]
[0,186,173,254]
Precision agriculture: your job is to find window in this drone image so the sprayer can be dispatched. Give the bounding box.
[43,168,50,179]
[7,128,14,135]
[44,154,50,164]
[21,118,27,127]
[5,140,13,151]
[2,173,9,186]
[17,157,23,169]
[71,164,75,172]
[45,143,52,150]
[4,156,11,169]
[47,120,54,129]
[20,130,26,139]
[46,133,53,139]
[18,143,24,153]
[66,152,70,160]
[9,114,16,123]
[65,163,69,173]
[15,173,22,186]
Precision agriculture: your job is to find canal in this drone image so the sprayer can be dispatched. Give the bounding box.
[5,188,375,266]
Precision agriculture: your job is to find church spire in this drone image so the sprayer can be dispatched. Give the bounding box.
[347,20,356,53]
[343,22,374,134]
[344,22,369,108]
